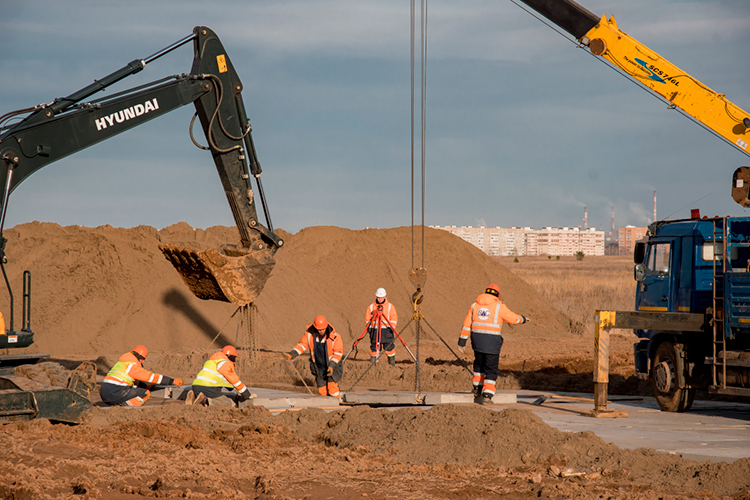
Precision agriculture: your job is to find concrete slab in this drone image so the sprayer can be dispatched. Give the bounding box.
[423,392,517,405]
[248,396,340,409]
[342,391,517,406]
[343,391,425,405]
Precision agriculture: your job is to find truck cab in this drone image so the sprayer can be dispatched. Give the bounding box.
[633,216,750,411]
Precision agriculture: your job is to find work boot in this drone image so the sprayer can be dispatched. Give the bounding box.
[472,386,482,397]
[370,355,377,364]
[194,393,208,406]
[388,356,395,367]
[480,392,494,405]
[185,390,195,405]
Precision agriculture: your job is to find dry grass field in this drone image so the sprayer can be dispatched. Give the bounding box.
[495,254,635,336]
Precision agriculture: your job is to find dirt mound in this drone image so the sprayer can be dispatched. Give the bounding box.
[0,222,573,366]
[3,404,748,499]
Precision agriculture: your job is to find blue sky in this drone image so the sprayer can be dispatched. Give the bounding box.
[1,0,749,234]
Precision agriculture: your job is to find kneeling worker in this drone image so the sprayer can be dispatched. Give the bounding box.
[285,315,343,397]
[100,345,183,407]
[459,284,529,404]
[189,345,255,406]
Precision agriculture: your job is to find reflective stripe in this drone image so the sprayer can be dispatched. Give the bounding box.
[459,334,469,340]
[101,379,130,387]
[473,321,503,329]
[105,361,137,386]
[472,329,503,336]
[193,358,232,388]
[461,326,471,332]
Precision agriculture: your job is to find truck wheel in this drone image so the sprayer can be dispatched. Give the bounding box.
[652,342,695,412]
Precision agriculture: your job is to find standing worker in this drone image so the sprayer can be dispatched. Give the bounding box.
[284,315,343,398]
[187,345,255,406]
[100,345,183,407]
[458,284,529,404]
[365,287,398,366]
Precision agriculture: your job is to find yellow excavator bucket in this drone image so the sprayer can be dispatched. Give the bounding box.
[159,243,275,306]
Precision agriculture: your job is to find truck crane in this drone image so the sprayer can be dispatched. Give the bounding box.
[517,0,750,411]
[0,27,283,422]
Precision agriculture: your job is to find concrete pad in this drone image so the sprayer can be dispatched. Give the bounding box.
[423,392,517,405]
[342,391,517,406]
[248,396,340,409]
[342,391,425,405]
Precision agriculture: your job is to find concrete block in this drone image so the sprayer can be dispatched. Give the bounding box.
[423,393,517,405]
[248,396,340,409]
[342,391,425,405]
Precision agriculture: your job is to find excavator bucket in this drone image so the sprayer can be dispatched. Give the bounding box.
[159,243,275,306]
[0,361,96,424]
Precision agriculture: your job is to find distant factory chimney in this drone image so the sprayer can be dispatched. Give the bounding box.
[584,206,588,230]
[653,190,657,223]
[611,206,615,235]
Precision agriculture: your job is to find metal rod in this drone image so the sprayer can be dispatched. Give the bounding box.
[143,33,197,64]
[1,259,13,332]
[22,270,30,331]
[0,166,13,235]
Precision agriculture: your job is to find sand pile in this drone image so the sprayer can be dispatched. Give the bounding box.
[0,222,573,362]
[3,404,748,498]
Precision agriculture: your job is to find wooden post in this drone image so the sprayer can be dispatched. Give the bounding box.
[593,310,611,412]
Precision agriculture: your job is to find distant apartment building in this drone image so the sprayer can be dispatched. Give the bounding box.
[434,225,605,257]
[618,226,648,254]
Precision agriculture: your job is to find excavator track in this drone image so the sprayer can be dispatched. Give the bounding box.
[159,243,275,306]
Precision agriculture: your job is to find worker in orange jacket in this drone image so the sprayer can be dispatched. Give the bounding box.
[365,287,398,366]
[458,284,529,404]
[284,315,343,397]
[100,345,184,406]
[187,345,256,406]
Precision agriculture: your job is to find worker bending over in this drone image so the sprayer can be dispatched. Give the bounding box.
[459,284,529,404]
[285,315,343,397]
[365,287,398,366]
[100,345,183,407]
[188,345,255,406]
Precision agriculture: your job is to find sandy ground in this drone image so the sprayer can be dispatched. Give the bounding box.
[1,222,749,499]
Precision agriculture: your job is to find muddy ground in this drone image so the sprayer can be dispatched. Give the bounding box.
[1,223,749,499]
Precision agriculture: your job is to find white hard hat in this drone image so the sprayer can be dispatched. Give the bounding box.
[375,287,387,298]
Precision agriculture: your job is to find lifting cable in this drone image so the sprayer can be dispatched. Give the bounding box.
[409,0,428,395]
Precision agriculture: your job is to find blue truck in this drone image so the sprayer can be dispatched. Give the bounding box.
[633,212,750,411]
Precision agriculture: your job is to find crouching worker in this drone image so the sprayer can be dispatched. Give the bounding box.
[188,345,256,406]
[284,315,343,398]
[100,345,183,407]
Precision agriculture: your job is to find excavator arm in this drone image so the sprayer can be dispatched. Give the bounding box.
[0,26,282,307]
[517,0,750,204]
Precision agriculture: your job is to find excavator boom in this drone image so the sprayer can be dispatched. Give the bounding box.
[0,26,283,307]
[518,0,750,200]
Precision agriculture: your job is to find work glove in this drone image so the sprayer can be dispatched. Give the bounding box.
[522,316,530,324]
[326,366,334,377]
[172,378,184,387]
[283,352,293,360]
[238,387,254,402]
[458,345,466,354]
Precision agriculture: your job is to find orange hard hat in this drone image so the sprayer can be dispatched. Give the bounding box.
[485,284,500,297]
[222,345,237,357]
[132,345,148,359]
[313,315,328,330]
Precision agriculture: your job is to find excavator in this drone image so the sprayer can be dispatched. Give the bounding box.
[516,0,750,197]
[0,27,283,422]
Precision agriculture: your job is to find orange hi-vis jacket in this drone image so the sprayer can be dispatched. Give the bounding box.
[103,352,172,387]
[290,324,343,366]
[192,351,247,392]
[459,293,524,354]
[365,299,398,330]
